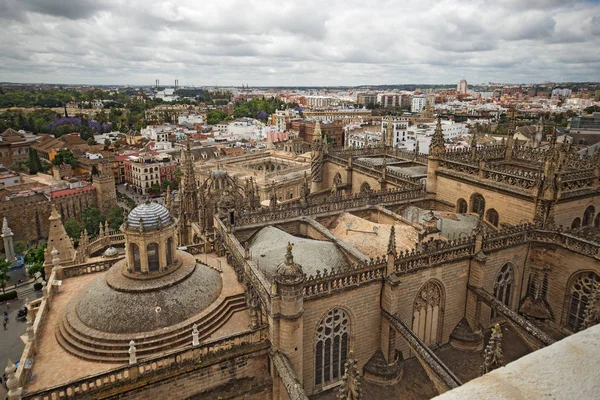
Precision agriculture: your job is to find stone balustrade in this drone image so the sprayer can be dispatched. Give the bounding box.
[303,261,386,299]
[394,237,475,274]
[60,257,124,279]
[22,327,268,400]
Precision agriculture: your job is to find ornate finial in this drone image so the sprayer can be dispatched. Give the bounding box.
[5,358,23,399]
[285,242,294,265]
[480,323,504,375]
[2,217,11,235]
[337,350,362,400]
[387,226,397,256]
[429,116,445,158]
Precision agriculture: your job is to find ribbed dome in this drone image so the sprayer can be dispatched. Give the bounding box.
[127,202,171,230]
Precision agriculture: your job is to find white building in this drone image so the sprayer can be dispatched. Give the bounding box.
[178,114,204,125]
[457,79,468,94]
[381,117,410,146]
[141,124,176,143]
[273,109,300,132]
[411,95,427,113]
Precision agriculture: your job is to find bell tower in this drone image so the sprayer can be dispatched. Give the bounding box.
[92,160,117,215]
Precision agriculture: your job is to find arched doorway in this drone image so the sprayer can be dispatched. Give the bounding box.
[131,243,141,272]
[456,198,468,214]
[315,308,350,387]
[413,281,443,344]
[566,272,600,332]
[147,243,160,272]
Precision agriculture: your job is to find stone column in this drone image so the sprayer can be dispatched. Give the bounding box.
[2,217,16,263]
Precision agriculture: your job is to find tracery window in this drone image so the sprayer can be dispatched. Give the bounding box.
[333,173,342,186]
[413,281,443,344]
[487,209,499,228]
[470,193,485,216]
[492,263,514,318]
[567,272,600,332]
[456,198,468,214]
[583,206,595,227]
[315,309,349,386]
[595,213,600,229]
[360,182,371,193]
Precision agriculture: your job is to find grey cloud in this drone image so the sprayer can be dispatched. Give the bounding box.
[0,0,599,85]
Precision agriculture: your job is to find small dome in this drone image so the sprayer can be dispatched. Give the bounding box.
[127,202,171,230]
[103,246,118,257]
[211,169,227,179]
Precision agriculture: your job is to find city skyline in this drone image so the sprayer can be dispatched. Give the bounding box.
[1,0,600,86]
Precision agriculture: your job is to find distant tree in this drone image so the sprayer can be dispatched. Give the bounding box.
[206,110,228,125]
[150,183,161,194]
[107,206,124,231]
[82,207,104,236]
[28,148,42,174]
[173,168,183,183]
[13,241,27,255]
[53,150,77,167]
[64,217,83,240]
[0,259,10,293]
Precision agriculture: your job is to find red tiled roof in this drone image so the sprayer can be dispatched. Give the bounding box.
[49,185,94,199]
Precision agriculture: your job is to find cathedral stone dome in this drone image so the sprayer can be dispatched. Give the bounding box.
[127,202,171,230]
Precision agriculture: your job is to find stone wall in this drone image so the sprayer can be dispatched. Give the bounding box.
[554,196,600,228]
[527,243,600,332]
[302,282,382,396]
[120,349,271,400]
[434,174,536,225]
[0,193,50,248]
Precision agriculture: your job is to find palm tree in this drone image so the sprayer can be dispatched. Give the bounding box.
[0,260,11,294]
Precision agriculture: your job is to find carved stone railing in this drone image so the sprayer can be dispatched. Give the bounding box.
[236,187,424,226]
[328,145,428,164]
[303,260,386,299]
[468,285,555,350]
[384,311,462,392]
[394,237,474,274]
[559,170,596,196]
[23,327,268,400]
[511,146,548,165]
[481,224,534,251]
[480,144,506,161]
[439,159,479,176]
[214,217,272,310]
[443,148,472,162]
[86,232,126,255]
[271,351,309,400]
[60,257,124,279]
[532,230,600,259]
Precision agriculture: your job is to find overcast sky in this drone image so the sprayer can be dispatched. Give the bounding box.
[1,0,599,86]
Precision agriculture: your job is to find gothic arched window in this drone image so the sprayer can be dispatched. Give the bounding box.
[492,263,514,318]
[470,193,485,216]
[571,217,581,229]
[413,281,443,344]
[487,209,499,228]
[583,206,595,227]
[456,198,468,214]
[131,243,141,272]
[333,172,342,186]
[595,213,600,229]
[567,272,600,332]
[360,182,371,194]
[315,309,349,387]
[147,242,160,272]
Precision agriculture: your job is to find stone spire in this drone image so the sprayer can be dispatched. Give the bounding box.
[480,323,504,376]
[387,226,396,257]
[470,129,478,162]
[384,116,394,148]
[275,242,303,282]
[429,117,445,158]
[46,205,75,272]
[311,129,324,191]
[337,350,363,400]
[2,217,15,262]
[178,139,201,245]
[313,120,322,142]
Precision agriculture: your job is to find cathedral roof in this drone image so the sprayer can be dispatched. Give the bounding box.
[248,226,349,281]
[127,202,171,230]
